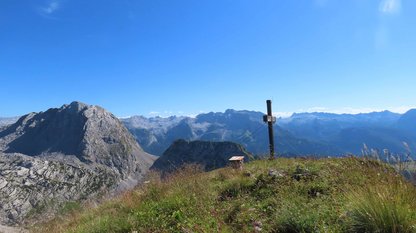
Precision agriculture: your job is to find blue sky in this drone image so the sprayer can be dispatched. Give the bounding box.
[1,0,415,117]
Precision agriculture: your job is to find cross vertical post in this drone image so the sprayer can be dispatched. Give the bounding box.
[263,100,276,159]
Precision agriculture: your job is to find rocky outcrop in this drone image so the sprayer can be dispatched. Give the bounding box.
[151,139,253,173]
[0,153,115,225]
[0,102,156,226]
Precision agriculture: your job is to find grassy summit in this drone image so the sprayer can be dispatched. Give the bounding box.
[35,157,416,233]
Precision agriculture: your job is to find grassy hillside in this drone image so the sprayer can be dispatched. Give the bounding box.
[34,157,416,233]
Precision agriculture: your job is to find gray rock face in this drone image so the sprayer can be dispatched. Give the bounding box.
[0,153,115,225]
[151,139,253,173]
[0,102,156,226]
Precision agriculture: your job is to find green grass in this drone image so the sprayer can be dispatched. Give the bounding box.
[33,157,416,233]
[345,181,416,232]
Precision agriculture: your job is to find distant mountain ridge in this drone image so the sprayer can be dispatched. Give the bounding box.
[122,109,341,157]
[122,109,416,157]
[0,117,19,127]
[279,110,416,154]
[3,108,414,156]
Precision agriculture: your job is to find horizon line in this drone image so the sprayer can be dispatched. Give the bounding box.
[118,106,416,119]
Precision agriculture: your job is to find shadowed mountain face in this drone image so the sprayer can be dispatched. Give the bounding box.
[151,139,254,173]
[2,103,87,157]
[0,101,156,225]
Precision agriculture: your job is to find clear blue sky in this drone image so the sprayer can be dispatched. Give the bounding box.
[1,0,415,117]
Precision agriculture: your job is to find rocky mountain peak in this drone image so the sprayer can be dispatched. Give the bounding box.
[63,101,89,112]
[1,102,155,177]
[0,101,156,225]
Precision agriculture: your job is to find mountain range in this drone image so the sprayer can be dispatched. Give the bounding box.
[122,109,416,157]
[122,110,340,157]
[278,110,416,155]
[4,108,415,157]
